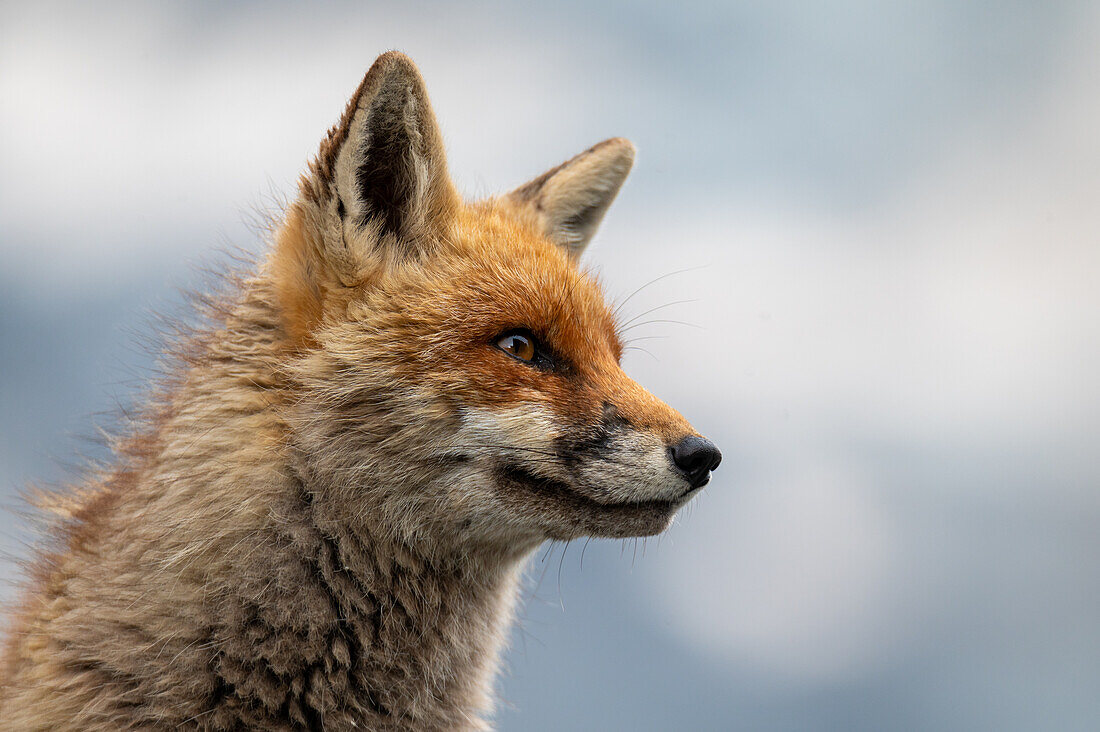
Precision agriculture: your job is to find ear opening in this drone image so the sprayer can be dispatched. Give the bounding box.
[507,137,635,258]
[298,51,459,285]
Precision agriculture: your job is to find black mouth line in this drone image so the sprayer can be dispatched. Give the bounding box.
[496,463,680,513]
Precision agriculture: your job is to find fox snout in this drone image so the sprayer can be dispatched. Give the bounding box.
[669,435,723,489]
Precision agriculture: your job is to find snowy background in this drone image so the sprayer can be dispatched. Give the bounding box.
[2,1,1098,729]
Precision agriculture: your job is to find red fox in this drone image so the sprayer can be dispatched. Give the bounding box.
[0,52,720,730]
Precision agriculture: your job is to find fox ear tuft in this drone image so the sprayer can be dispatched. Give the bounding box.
[507,138,635,258]
[306,52,457,281]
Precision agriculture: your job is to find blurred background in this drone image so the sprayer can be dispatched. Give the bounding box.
[2,1,1098,729]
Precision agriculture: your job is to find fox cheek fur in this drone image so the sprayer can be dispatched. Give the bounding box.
[1,51,719,729]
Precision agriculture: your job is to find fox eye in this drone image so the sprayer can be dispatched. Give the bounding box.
[494,329,558,371]
[496,331,537,362]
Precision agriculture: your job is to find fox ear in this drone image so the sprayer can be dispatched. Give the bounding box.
[302,52,458,283]
[506,138,635,258]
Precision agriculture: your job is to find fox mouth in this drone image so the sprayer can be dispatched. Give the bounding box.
[494,462,688,538]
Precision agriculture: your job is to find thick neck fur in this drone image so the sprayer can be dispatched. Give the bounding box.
[0,269,529,731]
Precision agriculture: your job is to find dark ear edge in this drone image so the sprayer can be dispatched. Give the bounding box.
[303,52,457,272]
[508,137,635,258]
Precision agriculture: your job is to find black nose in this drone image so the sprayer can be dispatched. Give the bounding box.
[670,436,722,488]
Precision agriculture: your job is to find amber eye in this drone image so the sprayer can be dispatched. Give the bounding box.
[496,331,537,362]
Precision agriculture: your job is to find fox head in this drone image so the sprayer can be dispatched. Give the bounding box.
[273,53,720,552]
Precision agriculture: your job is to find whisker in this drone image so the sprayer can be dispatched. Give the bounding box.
[579,537,592,570]
[621,346,659,362]
[618,319,703,335]
[617,299,698,330]
[611,266,707,320]
[621,335,669,345]
[556,541,570,611]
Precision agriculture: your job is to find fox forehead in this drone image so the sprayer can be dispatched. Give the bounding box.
[347,200,623,373]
